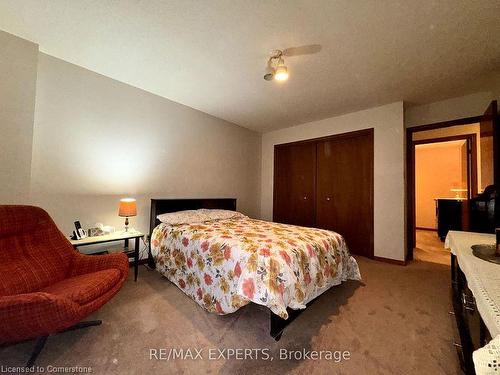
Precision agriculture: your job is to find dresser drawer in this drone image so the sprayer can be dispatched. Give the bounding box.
[449,308,466,372]
[462,286,483,350]
[452,258,478,374]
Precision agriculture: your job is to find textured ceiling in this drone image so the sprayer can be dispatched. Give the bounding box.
[0,0,499,132]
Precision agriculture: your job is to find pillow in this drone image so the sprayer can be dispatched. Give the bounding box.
[198,209,246,221]
[157,210,210,225]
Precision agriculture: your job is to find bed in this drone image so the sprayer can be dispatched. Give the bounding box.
[148,198,361,340]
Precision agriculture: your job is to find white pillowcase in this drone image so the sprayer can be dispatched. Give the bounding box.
[157,210,210,225]
[199,209,246,221]
[156,209,246,225]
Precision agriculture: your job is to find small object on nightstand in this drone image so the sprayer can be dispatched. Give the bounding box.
[70,220,87,240]
[119,198,137,232]
[84,223,115,237]
[101,224,115,234]
[87,227,104,237]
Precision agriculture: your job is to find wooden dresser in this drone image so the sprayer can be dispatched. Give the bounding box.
[446,231,499,374]
[436,198,469,241]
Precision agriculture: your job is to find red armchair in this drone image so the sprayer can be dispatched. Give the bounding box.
[0,205,129,365]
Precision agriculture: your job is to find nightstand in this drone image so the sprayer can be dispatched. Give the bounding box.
[70,231,144,281]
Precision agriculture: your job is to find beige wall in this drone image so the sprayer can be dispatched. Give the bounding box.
[405,81,500,128]
[261,102,405,261]
[0,31,38,203]
[30,53,261,236]
[405,92,492,128]
[415,141,467,229]
[493,73,500,105]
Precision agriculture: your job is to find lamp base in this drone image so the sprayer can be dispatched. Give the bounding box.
[124,217,129,232]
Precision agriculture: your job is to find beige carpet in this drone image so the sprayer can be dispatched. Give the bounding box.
[1,257,460,374]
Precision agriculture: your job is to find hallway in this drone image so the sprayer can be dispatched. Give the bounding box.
[414,229,451,265]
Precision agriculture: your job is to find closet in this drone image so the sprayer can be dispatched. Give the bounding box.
[273,128,374,257]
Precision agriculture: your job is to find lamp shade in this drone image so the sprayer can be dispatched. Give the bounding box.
[119,198,137,217]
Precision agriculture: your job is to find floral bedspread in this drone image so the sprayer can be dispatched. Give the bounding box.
[151,217,361,319]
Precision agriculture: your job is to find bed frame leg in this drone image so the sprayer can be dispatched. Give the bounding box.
[273,331,283,341]
[147,241,156,270]
[270,312,286,341]
[269,299,317,340]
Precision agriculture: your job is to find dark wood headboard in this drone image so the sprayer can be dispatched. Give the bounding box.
[147,198,237,268]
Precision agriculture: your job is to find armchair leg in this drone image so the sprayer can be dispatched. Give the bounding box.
[63,320,102,332]
[26,336,48,368]
[25,320,102,367]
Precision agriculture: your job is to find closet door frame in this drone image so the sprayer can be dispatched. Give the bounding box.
[273,128,374,257]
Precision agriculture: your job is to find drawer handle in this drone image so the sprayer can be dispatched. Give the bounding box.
[448,311,455,316]
[453,342,462,348]
[462,292,475,311]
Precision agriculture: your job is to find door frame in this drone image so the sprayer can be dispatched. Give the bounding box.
[406,116,482,261]
[273,128,374,258]
[413,133,478,197]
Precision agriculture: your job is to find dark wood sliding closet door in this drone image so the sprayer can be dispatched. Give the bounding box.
[273,142,316,227]
[316,129,374,257]
[273,129,374,258]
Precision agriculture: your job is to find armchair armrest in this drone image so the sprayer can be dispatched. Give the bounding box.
[70,252,129,278]
[0,292,80,343]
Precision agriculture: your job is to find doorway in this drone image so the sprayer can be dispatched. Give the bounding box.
[406,100,499,262]
[414,135,476,264]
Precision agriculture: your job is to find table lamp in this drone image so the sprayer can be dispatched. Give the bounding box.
[119,198,137,232]
[450,188,468,199]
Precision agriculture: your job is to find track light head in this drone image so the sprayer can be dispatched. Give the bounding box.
[274,61,288,81]
[263,66,275,81]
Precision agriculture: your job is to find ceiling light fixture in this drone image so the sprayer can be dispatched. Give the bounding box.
[264,50,289,82]
[263,45,321,83]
